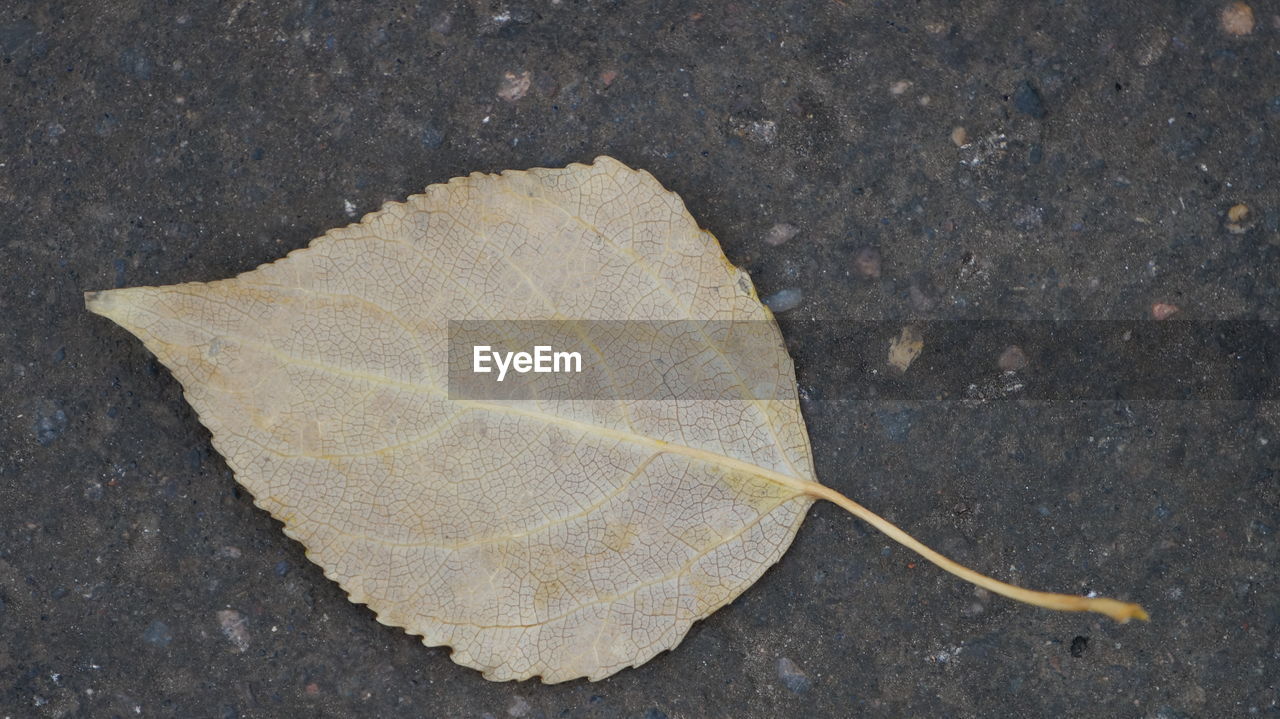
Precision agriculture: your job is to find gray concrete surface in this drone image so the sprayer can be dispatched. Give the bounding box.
[2,1,1278,717]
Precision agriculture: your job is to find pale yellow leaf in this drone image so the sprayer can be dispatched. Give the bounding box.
[86,157,1145,683]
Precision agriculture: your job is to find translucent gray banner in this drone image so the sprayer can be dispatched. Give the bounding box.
[447,320,1279,400]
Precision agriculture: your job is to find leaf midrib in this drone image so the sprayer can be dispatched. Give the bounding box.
[133,304,820,500]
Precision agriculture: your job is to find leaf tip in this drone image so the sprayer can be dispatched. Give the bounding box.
[85,287,146,325]
[84,289,118,317]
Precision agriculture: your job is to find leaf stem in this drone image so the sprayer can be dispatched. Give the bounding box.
[799,481,1149,623]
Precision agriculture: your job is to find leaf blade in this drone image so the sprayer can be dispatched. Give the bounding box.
[87,157,819,682]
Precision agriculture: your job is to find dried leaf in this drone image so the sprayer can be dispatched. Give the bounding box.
[86,157,1146,683]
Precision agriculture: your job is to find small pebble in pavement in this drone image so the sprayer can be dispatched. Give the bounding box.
[763,288,803,312]
[888,326,924,373]
[746,120,778,144]
[1220,2,1255,35]
[1151,302,1180,320]
[764,223,799,246]
[34,404,69,446]
[909,282,935,312]
[998,345,1029,371]
[1135,29,1170,66]
[143,620,173,647]
[776,657,811,693]
[497,70,532,102]
[1225,202,1252,233]
[217,609,250,652]
[854,247,882,278]
[215,546,242,560]
[1013,81,1047,119]
[506,695,531,717]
